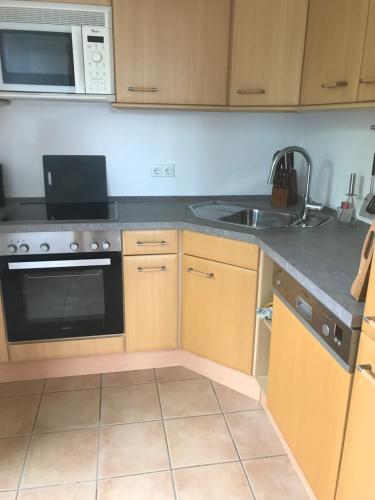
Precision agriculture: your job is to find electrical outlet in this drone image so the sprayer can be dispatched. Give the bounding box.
[151,164,175,177]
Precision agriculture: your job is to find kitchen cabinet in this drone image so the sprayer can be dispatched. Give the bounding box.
[123,254,178,352]
[122,230,179,256]
[181,254,258,374]
[358,0,375,102]
[300,0,369,105]
[267,296,352,500]
[229,0,308,106]
[113,0,231,105]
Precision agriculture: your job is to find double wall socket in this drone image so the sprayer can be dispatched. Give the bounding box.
[151,164,175,177]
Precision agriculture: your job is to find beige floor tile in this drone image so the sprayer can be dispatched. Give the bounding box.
[0,492,16,500]
[34,389,100,433]
[243,455,309,500]
[44,374,100,393]
[226,411,285,460]
[102,369,155,387]
[18,482,96,500]
[159,379,220,418]
[98,471,175,500]
[155,366,203,383]
[101,384,161,425]
[212,382,261,413]
[0,436,29,490]
[21,428,98,488]
[99,421,169,478]
[174,462,254,500]
[0,380,44,398]
[165,414,237,468]
[0,395,40,437]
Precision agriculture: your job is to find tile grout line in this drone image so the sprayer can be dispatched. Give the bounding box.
[210,379,258,500]
[95,373,103,500]
[154,369,179,500]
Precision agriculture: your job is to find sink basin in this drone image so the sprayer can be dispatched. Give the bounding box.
[190,201,331,229]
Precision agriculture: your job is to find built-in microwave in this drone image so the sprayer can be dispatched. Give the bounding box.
[0,1,115,101]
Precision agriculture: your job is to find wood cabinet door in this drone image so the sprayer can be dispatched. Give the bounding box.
[336,331,375,500]
[267,296,352,500]
[300,0,369,105]
[124,254,178,352]
[181,255,257,374]
[359,2,375,100]
[113,0,231,105]
[229,0,308,106]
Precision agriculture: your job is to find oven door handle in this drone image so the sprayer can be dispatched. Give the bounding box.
[8,259,111,270]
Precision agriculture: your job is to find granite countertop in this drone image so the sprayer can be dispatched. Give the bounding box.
[0,195,368,328]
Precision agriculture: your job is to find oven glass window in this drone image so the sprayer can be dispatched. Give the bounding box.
[0,30,75,86]
[22,269,105,324]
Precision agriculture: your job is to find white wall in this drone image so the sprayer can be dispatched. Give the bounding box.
[0,100,301,198]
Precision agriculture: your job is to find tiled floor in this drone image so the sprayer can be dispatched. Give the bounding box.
[0,367,309,499]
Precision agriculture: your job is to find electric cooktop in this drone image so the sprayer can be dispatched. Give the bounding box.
[0,201,119,222]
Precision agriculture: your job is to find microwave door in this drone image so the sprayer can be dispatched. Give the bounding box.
[71,26,85,94]
[0,22,81,94]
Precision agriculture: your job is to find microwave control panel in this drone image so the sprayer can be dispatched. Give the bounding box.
[82,26,114,95]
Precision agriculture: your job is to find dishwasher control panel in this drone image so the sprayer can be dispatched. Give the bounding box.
[273,264,359,372]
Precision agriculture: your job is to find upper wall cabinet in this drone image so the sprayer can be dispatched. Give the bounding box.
[229,0,308,106]
[300,0,369,105]
[113,0,231,105]
[358,0,375,101]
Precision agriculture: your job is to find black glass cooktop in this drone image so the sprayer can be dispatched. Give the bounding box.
[1,201,118,222]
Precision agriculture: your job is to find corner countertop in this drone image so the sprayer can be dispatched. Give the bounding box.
[0,196,368,329]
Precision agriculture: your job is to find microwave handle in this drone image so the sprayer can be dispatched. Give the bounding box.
[71,26,85,94]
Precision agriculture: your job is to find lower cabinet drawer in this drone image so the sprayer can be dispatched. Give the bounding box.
[123,254,178,351]
[123,230,179,255]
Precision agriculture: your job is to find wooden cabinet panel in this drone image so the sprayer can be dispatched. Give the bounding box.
[267,296,352,500]
[358,0,375,101]
[229,0,308,106]
[183,231,259,270]
[122,230,179,256]
[113,0,231,105]
[300,0,369,105]
[336,331,375,500]
[362,251,375,340]
[124,254,178,352]
[181,255,257,374]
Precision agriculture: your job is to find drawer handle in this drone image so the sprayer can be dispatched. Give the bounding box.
[356,364,375,386]
[364,316,375,326]
[321,81,348,89]
[360,78,375,85]
[237,88,266,95]
[137,266,166,272]
[187,267,214,279]
[136,240,167,247]
[128,86,159,92]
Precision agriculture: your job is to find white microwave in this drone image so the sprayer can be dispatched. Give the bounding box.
[0,1,115,101]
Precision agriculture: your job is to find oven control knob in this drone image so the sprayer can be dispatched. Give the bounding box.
[7,244,17,254]
[102,241,111,250]
[91,51,102,63]
[19,244,29,253]
[70,242,79,251]
[90,242,99,250]
[322,323,330,337]
[40,243,50,252]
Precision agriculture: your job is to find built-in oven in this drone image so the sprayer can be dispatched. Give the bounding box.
[0,230,123,343]
[0,1,114,100]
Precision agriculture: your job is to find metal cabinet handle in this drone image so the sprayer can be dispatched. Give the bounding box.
[360,78,375,85]
[321,81,348,89]
[128,86,159,92]
[364,316,375,326]
[136,240,167,246]
[187,267,214,279]
[137,266,166,272]
[237,88,266,95]
[356,364,375,386]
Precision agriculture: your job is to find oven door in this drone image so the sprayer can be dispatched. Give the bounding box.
[1,252,123,342]
[0,22,85,93]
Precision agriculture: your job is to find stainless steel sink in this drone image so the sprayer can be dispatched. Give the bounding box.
[189,201,331,229]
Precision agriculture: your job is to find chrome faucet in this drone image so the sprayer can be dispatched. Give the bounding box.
[267,146,323,221]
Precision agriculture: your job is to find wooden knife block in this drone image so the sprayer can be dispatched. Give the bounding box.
[271,170,298,207]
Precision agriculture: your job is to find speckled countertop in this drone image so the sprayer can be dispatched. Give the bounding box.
[0,196,369,328]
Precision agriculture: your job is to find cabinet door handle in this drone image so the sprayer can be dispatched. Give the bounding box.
[137,266,166,272]
[364,316,375,326]
[360,78,375,84]
[237,88,266,95]
[128,86,159,92]
[356,364,375,386]
[187,267,214,279]
[321,81,348,89]
[136,240,167,246]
